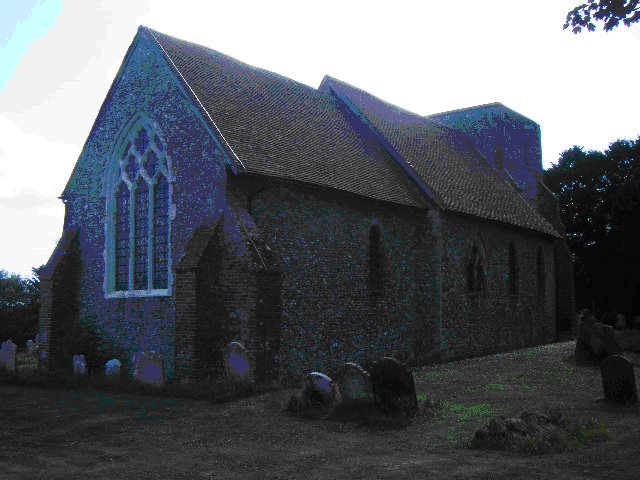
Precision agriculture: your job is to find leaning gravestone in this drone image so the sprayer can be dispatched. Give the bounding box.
[0,340,17,371]
[370,357,418,415]
[223,341,254,387]
[336,362,374,405]
[72,355,87,376]
[303,372,337,406]
[600,355,638,404]
[105,359,121,376]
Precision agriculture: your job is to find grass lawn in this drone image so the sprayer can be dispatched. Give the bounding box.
[1,341,639,479]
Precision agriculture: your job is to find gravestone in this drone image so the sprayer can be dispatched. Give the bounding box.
[26,339,35,353]
[303,371,337,406]
[575,315,596,360]
[615,314,626,330]
[600,355,638,404]
[591,323,622,361]
[335,362,374,405]
[369,357,418,415]
[105,359,121,376]
[35,333,41,345]
[133,351,164,387]
[223,341,254,386]
[0,340,17,371]
[72,355,87,376]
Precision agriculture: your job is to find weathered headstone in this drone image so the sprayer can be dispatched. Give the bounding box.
[615,314,626,330]
[133,351,164,387]
[35,333,41,345]
[575,315,596,360]
[0,340,17,371]
[26,339,35,353]
[105,359,121,376]
[303,371,337,406]
[72,354,87,376]
[600,355,638,404]
[335,362,374,405]
[369,357,418,415]
[591,323,623,361]
[223,341,254,386]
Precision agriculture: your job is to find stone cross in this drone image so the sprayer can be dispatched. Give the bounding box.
[72,355,87,376]
[600,355,638,404]
[223,341,254,386]
[335,362,374,405]
[0,340,17,371]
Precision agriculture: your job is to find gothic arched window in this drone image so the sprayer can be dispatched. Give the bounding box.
[508,241,518,296]
[106,115,172,297]
[369,224,382,292]
[536,246,546,299]
[467,236,486,294]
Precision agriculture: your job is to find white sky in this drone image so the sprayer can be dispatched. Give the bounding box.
[1,0,639,277]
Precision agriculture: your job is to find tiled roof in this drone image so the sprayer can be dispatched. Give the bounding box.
[146,27,559,237]
[146,28,426,209]
[319,77,560,237]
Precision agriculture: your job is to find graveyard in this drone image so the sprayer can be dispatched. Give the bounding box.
[1,340,639,479]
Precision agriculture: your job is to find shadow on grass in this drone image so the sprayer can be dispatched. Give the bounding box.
[0,365,281,404]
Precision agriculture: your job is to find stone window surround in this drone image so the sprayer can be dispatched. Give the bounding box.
[103,113,174,299]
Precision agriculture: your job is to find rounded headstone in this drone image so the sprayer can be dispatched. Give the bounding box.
[26,339,35,352]
[600,355,638,404]
[105,359,122,376]
[223,341,254,386]
[369,357,418,415]
[336,362,374,405]
[304,371,337,406]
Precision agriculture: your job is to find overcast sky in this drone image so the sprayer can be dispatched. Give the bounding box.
[1,0,639,277]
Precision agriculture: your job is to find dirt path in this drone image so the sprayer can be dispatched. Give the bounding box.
[1,342,639,479]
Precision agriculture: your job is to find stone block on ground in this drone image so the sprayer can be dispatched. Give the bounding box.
[223,341,254,387]
[0,340,17,371]
[600,355,638,404]
[335,362,374,405]
[369,357,418,415]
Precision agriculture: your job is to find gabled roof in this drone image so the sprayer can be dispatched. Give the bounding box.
[319,77,560,237]
[146,27,559,237]
[145,27,426,209]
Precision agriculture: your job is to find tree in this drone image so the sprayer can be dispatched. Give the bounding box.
[0,267,44,345]
[565,0,640,33]
[544,137,640,316]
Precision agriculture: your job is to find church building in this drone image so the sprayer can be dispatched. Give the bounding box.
[38,26,574,382]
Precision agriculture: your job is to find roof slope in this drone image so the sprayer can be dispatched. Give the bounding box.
[147,27,558,237]
[146,28,425,208]
[320,77,560,237]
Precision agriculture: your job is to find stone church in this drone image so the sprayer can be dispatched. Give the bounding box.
[38,26,574,382]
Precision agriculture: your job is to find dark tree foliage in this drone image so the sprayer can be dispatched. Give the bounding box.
[0,266,43,346]
[544,138,640,316]
[565,0,640,33]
